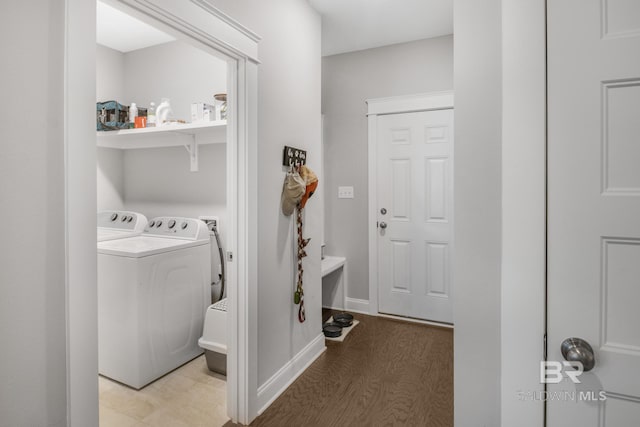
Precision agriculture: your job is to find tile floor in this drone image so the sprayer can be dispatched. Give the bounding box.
[99,355,230,427]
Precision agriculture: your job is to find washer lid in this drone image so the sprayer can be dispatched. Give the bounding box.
[97,228,143,242]
[97,235,209,258]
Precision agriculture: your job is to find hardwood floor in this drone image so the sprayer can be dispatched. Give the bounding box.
[230,313,453,427]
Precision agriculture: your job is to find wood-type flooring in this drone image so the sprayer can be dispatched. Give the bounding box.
[227,312,453,427]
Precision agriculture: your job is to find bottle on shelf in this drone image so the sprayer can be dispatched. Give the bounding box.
[147,102,156,127]
[129,102,138,129]
[156,98,173,126]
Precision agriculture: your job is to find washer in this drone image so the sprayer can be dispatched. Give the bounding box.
[97,217,211,389]
[97,210,148,242]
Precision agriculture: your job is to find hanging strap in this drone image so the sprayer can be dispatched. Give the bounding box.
[295,205,309,322]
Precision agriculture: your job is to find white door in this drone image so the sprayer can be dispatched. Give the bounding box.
[376,109,453,323]
[548,0,640,424]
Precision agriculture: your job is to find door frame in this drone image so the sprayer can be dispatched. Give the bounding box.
[366,91,454,318]
[65,0,260,424]
[499,0,547,425]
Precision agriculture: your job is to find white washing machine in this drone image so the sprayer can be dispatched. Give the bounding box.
[97,210,148,242]
[97,217,211,389]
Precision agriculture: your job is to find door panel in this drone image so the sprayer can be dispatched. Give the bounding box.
[377,109,453,323]
[391,158,411,220]
[548,0,640,424]
[425,157,448,222]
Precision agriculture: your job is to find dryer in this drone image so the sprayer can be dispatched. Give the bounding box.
[97,210,148,242]
[97,217,211,389]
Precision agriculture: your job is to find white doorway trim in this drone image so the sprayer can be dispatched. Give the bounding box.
[366,91,454,317]
[65,0,260,424]
[500,0,546,425]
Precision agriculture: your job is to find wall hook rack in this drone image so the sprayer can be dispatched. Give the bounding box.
[283,145,307,167]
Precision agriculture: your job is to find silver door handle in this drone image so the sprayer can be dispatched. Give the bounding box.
[561,337,595,372]
[379,222,387,229]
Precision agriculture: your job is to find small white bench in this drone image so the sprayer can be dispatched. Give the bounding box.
[321,256,347,310]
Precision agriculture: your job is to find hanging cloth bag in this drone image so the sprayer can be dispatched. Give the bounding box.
[281,168,305,216]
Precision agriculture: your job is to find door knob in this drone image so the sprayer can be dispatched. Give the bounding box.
[379,222,387,229]
[561,337,595,372]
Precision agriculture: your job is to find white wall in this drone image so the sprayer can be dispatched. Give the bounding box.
[97,44,125,102]
[0,2,68,425]
[209,0,323,391]
[123,144,228,242]
[1,0,97,425]
[322,37,453,302]
[453,0,503,425]
[123,40,227,122]
[97,147,125,211]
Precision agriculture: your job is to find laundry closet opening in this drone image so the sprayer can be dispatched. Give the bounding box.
[95,1,234,424]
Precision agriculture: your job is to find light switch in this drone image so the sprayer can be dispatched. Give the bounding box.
[338,186,354,199]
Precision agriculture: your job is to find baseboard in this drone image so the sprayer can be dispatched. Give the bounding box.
[344,297,370,314]
[256,333,326,415]
[377,312,454,329]
[343,298,453,329]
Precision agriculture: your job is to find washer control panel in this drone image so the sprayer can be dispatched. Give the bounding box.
[97,211,147,231]
[144,217,209,240]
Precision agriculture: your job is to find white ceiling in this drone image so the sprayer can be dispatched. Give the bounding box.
[97,1,452,56]
[96,1,175,53]
[309,0,453,56]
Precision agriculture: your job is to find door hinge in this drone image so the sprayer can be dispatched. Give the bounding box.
[227,251,233,262]
[543,333,547,360]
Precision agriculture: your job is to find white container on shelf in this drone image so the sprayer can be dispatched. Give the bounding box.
[155,98,173,126]
[191,102,215,123]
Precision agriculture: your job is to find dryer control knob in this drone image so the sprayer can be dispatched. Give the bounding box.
[110,213,118,222]
[168,219,176,229]
[149,220,155,228]
[127,216,133,223]
[181,222,188,230]
[156,220,163,228]
[121,216,128,222]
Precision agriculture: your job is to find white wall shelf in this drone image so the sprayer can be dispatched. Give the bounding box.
[96,120,227,149]
[96,120,226,172]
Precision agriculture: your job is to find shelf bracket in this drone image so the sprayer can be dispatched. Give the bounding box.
[183,134,199,172]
